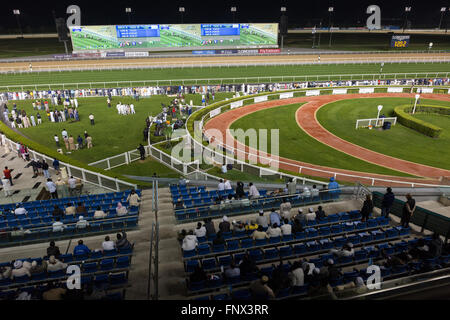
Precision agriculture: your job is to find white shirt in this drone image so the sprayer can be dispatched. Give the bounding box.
[224,180,232,190]
[54,136,59,142]
[46,182,56,193]
[281,223,292,235]
[102,241,115,251]
[182,235,198,251]
[62,130,68,138]
[311,188,319,197]
[267,227,282,238]
[305,212,316,221]
[15,208,28,215]
[76,219,89,229]
[194,226,206,238]
[289,268,304,286]
[249,185,260,198]
[89,114,94,120]
[218,182,225,191]
[221,165,227,173]
[52,221,64,232]
[68,178,77,189]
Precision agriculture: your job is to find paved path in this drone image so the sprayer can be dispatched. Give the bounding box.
[204,93,450,186]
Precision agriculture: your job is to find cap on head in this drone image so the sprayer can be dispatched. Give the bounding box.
[309,207,314,213]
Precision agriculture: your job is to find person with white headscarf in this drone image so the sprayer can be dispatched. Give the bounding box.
[330,242,355,258]
[302,186,311,198]
[76,215,89,229]
[305,207,316,221]
[116,202,128,216]
[11,260,31,279]
[219,216,231,233]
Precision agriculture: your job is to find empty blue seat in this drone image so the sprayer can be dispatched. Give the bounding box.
[116,256,130,269]
[202,258,217,270]
[83,262,98,273]
[269,236,281,244]
[198,243,211,255]
[264,248,279,260]
[294,244,307,255]
[183,249,196,258]
[100,258,114,271]
[213,244,225,253]
[240,238,253,249]
[186,260,199,273]
[249,249,263,262]
[226,240,239,251]
[218,255,232,267]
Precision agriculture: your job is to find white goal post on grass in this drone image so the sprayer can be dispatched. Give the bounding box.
[355,117,397,129]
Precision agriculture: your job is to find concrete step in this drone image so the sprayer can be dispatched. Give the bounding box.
[157,215,177,225]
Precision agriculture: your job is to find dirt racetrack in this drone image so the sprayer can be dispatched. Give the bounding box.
[1,52,450,72]
[204,93,450,187]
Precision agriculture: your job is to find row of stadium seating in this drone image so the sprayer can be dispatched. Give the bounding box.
[0,247,134,290]
[192,251,449,300]
[182,216,392,260]
[183,227,410,278]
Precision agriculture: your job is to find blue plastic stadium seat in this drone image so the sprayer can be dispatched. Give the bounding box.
[202,258,217,271]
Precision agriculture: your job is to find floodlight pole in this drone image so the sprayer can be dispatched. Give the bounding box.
[179,7,185,24]
[280,7,286,50]
[439,8,447,30]
[328,7,334,47]
[13,10,23,38]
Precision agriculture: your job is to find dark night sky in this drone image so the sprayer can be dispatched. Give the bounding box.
[0,0,449,33]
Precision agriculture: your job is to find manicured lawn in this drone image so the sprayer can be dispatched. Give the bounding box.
[12,92,233,165]
[0,38,68,58]
[316,97,450,170]
[2,62,450,89]
[206,166,285,184]
[229,103,413,177]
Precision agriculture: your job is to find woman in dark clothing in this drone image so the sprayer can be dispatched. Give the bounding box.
[360,194,374,222]
[52,205,64,218]
[189,266,207,283]
[235,181,245,199]
[292,219,304,234]
[401,193,416,228]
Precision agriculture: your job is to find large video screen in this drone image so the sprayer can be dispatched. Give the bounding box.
[69,23,278,51]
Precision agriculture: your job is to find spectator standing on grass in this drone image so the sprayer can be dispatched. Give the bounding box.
[381,187,395,218]
[54,135,60,148]
[68,135,75,151]
[86,135,93,149]
[77,135,83,149]
[138,144,145,160]
[89,113,94,125]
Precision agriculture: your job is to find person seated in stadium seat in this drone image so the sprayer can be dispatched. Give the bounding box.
[204,218,216,237]
[249,275,275,300]
[292,218,304,234]
[302,187,311,199]
[245,220,258,232]
[235,181,245,199]
[177,229,187,243]
[52,205,64,218]
[126,190,141,209]
[76,215,89,229]
[75,202,87,214]
[213,231,225,246]
[10,260,31,279]
[65,203,76,216]
[52,217,65,232]
[311,184,320,199]
[248,182,260,199]
[46,255,67,272]
[93,206,107,219]
[270,259,291,295]
[0,265,12,280]
[73,239,91,256]
[182,230,198,252]
[30,260,47,275]
[289,260,305,287]
[175,200,184,210]
[330,242,355,258]
[223,260,240,279]
[294,208,306,224]
[194,222,206,238]
[267,223,282,238]
[219,216,231,233]
[116,231,132,251]
[252,225,269,240]
[224,179,232,190]
[14,204,27,216]
[239,253,259,276]
[102,236,116,252]
[429,232,444,258]
[217,179,225,191]
[305,208,316,222]
[47,241,61,258]
[269,209,281,227]
[280,218,292,236]
[189,265,207,284]
[256,210,269,228]
[231,220,246,233]
[280,198,292,219]
[315,206,326,221]
[116,202,128,216]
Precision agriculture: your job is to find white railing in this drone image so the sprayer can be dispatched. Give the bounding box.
[1,57,450,74]
[188,86,450,188]
[355,117,398,129]
[2,136,137,192]
[2,71,450,91]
